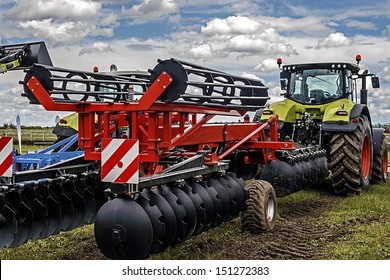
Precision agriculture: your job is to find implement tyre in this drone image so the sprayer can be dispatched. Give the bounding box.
[372,134,388,183]
[329,115,373,194]
[241,180,276,233]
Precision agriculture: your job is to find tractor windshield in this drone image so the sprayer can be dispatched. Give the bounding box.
[288,69,344,104]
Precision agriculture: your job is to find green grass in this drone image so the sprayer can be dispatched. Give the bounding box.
[0,225,98,260]
[0,127,57,145]
[0,127,56,153]
[321,181,390,259]
[150,218,244,260]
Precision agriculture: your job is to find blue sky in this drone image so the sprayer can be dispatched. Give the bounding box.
[0,0,390,125]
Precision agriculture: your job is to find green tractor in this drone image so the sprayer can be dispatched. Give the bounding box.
[259,56,388,194]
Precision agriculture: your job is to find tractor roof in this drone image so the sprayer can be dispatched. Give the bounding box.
[282,62,360,74]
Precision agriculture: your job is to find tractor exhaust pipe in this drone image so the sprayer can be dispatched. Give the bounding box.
[359,70,369,105]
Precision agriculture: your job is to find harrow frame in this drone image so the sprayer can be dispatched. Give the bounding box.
[0,56,329,259]
[24,65,294,169]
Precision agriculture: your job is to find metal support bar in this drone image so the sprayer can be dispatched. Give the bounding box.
[217,115,280,160]
[139,162,228,190]
[171,114,214,147]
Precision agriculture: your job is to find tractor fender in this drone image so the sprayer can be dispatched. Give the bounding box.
[260,99,299,123]
[372,128,385,155]
[322,104,371,133]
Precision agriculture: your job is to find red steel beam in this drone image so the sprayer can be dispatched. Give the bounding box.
[216,116,274,160]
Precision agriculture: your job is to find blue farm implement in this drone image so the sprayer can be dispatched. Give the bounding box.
[13,134,83,171]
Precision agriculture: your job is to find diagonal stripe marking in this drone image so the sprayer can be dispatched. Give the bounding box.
[101,139,137,180]
[0,138,12,161]
[116,154,139,183]
[102,141,138,183]
[0,153,13,177]
[0,137,11,151]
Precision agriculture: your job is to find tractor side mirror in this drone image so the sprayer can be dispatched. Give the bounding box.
[371,76,380,88]
[280,71,289,90]
[280,79,287,90]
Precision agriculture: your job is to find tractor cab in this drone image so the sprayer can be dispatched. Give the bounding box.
[279,62,360,105]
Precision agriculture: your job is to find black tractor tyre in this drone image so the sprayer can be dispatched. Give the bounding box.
[329,115,373,194]
[240,180,277,233]
[372,134,388,183]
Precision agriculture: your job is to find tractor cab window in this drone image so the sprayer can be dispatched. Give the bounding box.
[289,69,344,104]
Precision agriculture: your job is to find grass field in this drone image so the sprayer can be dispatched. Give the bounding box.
[322,182,390,259]
[0,127,57,154]
[0,127,56,141]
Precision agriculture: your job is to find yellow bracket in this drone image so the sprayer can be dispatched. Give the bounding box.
[0,59,21,74]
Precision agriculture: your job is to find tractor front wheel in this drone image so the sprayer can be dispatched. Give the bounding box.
[329,115,373,194]
[241,180,277,233]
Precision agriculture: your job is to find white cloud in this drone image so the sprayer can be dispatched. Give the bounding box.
[79,41,113,55]
[0,85,68,127]
[315,32,351,49]
[201,16,263,36]
[346,20,377,30]
[4,0,101,21]
[121,0,177,24]
[0,0,117,44]
[256,16,333,36]
[197,16,298,59]
[379,67,390,83]
[18,19,113,44]
[168,14,181,24]
[188,43,214,59]
[368,86,390,123]
[285,4,311,17]
[92,0,127,3]
[228,0,262,15]
[384,24,390,36]
[266,80,284,102]
[254,58,280,72]
[201,15,329,38]
[100,12,119,27]
[19,19,89,43]
[227,33,296,55]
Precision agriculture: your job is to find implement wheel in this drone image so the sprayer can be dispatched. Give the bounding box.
[372,134,388,182]
[330,115,373,194]
[241,180,276,233]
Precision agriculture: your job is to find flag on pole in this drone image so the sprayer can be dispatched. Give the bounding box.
[16,115,22,154]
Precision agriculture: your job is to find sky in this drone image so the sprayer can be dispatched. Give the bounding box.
[0,0,390,126]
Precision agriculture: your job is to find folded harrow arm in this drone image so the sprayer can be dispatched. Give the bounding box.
[0,41,52,73]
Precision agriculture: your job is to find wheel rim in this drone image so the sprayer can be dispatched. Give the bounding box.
[266,195,275,222]
[361,135,371,179]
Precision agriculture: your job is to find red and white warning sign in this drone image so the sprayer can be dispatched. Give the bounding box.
[0,136,13,177]
[101,138,139,184]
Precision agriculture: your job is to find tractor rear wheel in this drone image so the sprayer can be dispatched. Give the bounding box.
[372,134,388,182]
[329,115,373,194]
[241,180,276,233]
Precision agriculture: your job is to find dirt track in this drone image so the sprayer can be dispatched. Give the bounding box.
[60,191,343,260]
[226,196,343,260]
